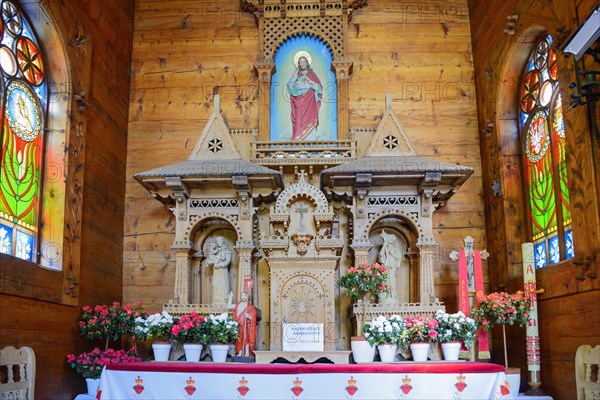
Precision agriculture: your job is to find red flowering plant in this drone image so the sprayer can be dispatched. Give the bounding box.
[170,312,209,345]
[338,263,389,302]
[471,292,531,329]
[79,301,146,349]
[400,316,439,349]
[67,347,141,379]
[471,292,531,368]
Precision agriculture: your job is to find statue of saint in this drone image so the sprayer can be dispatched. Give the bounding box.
[228,291,257,357]
[377,230,404,300]
[203,236,231,304]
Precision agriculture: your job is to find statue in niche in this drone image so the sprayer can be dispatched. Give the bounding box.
[203,236,231,304]
[377,230,404,300]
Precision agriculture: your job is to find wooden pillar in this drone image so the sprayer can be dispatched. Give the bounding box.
[350,240,372,265]
[332,59,353,140]
[255,62,275,141]
[235,241,255,296]
[417,237,437,303]
[172,241,193,304]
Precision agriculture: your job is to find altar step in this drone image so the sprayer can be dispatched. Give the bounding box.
[254,351,351,364]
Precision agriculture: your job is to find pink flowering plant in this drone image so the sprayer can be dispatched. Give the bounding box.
[434,310,478,348]
[79,301,146,344]
[471,292,531,329]
[134,311,175,342]
[66,348,141,379]
[338,263,389,301]
[400,316,439,348]
[363,315,405,346]
[170,312,209,345]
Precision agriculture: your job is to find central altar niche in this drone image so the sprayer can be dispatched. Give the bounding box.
[257,172,345,362]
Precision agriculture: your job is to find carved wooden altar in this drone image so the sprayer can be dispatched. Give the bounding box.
[134,0,474,364]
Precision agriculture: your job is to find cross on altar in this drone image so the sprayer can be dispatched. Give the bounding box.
[449,236,490,360]
[297,170,308,182]
[295,203,309,232]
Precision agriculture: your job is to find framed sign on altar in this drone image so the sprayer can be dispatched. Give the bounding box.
[270,35,338,141]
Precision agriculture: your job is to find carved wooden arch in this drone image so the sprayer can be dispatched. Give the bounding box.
[274,182,329,213]
[262,17,344,62]
[362,209,423,239]
[186,212,242,245]
[272,32,336,64]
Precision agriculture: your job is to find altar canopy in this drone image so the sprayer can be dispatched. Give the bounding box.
[98,362,512,400]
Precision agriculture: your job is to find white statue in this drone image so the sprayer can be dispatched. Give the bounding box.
[377,230,404,300]
[203,236,231,304]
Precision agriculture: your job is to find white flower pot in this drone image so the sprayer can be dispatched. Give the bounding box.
[183,343,203,362]
[351,337,376,363]
[152,342,171,361]
[441,342,462,361]
[85,378,100,396]
[210,344,229,362]
[505,367,521,398]
[377,344,398,363]
[410,342,430,362]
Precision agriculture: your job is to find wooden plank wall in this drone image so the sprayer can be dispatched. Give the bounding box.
[0,0,135,398]
[468,0,600,398]
[125,0,484,337]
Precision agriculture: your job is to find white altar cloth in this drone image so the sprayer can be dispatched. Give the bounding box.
[98,361,513,400]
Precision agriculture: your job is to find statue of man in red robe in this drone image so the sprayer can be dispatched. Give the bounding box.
[287,55,323,140]
[228,291,257,357]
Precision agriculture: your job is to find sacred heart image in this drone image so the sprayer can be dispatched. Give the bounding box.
[133,376,144,395]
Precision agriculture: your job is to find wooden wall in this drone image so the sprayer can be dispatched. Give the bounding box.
[125,0,484,339]
[469,0,600,398]
[0,0,135,398]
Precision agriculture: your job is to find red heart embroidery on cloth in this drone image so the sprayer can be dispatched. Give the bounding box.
[346,385,358,396]
[185,386,197,396]
[455,381,467,392]
[133,384,144,395]
[291,386,303,396]
[401,384,413,394]
[237,385,250,396]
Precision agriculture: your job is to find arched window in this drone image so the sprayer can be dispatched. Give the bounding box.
[0,0,48,262]
[519,34,574,268]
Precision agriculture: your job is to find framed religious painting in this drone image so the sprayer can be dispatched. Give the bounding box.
[270,35,337,141]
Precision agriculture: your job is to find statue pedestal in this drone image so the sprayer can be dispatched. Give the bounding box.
[254,350,351,364]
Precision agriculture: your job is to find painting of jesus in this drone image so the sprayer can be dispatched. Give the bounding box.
[270,35,337,141]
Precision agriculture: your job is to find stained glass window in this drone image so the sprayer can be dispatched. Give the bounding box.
[519,35,574,268]
[0,1,47,262]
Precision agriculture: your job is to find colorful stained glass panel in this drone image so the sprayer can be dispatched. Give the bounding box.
[15,230,33,261]
[548,236,560,264]
[534,242,547,269]
[0,223,12,254]
[564,229,574,260]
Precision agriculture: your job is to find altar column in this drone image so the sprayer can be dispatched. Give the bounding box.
[417,237,437,303]
[350,239,372,265]
[332,59,353,140]
[172,241,193,304]
[236,241,255,295]
[255,62,275,141]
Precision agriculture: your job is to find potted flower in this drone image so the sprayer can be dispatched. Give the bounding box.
[338,263,389,303]
[401,316,439,362]
[205,313,239,362]
[434,309,477,360]
[67,348,141,395]
[171,312,208,362]
[135,311,175,361]
[471,292,531,395]
[363,315,405,362]
[79,301,145,350]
